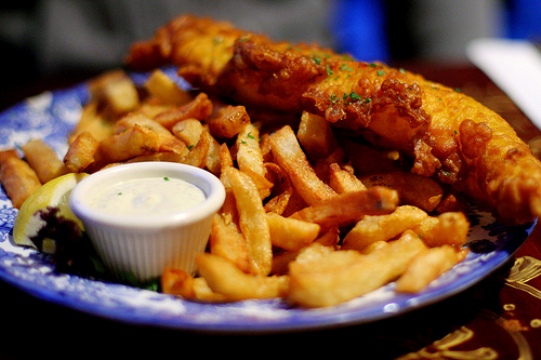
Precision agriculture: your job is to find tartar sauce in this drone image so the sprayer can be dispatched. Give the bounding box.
[87,176,206,216]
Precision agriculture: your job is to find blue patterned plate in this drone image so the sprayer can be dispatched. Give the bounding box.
[0,70,535,333]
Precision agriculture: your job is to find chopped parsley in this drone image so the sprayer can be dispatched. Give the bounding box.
[340,64,353,72]
[326,64,333,77]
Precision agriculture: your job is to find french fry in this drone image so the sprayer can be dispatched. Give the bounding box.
[22,139,69,183]
[196,253,289,301]
[88,69,140,118]
[341,205,428,251]
[263,162,293,215]
[224,166,273,276]
[313,148,346,183]
[64,132,100,173]
[206,104,250,139]
[271,226,340,276]
[395,246,469,293]
[161,267,196,298]
[144,69,192,105]
[297,111,336,161]
[68,102,113,144]
[115,113,188,155]
[315,227,341,248]
[219,142,234,170]
[269,125,337,206]
[153,92,213,129]
[181,128,212,168]
[209,213,251,273]
[412,211,470,248]
[259,133,273,162]
[294,240,338,264]
[290,187,399,232]
[135,102,173,119]
[171,118,203,147]
[327,162,367,193]
[359,240,389,254]
[0,149,42,208]
[161,267,227,302]
[361,171,444,212]
[288,230,427,307]
[236,122,272,199]
[97,123,160,164]
[204,130,222,175]
[281,189,308,217]
[266,212,320,251]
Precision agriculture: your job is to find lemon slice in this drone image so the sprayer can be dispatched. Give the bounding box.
[12,172,88,247]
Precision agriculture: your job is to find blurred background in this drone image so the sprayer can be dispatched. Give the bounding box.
[1,0,540,110]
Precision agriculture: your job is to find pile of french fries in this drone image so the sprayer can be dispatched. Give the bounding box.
[0,69,471,308]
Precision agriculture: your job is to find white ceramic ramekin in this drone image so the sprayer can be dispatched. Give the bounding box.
[69,162,225,283]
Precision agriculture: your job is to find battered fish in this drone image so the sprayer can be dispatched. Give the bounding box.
[126,15,541,225]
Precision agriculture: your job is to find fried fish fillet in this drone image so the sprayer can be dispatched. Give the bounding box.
[126,15,541,225]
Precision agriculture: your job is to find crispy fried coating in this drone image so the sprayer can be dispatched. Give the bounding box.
[126,15,541,225]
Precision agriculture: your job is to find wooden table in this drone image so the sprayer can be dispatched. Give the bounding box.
[1,62,540,359]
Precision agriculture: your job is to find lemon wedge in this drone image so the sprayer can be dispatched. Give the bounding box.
[12,172,88,247]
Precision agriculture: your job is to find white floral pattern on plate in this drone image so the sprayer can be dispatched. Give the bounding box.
[0,69,535,333]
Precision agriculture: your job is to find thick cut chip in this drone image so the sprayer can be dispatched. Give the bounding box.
[209,213,251,273]
[172,118,203,147]
[288,230,427,307]
[153,92,213,129]
[0,150,42,209]
[196,253,289,301]
[290,187,399,232]
[161,267,227,302]
[88,69,140,118]
[207,104,251,139]
[412,211,470,247]
[181,128,212,168]
[395,246,469,293]
[266,212,320,251]
[269,125,337,206]
[64,132,100,173]
[236,122,272,199]
[297,111,336,161]
[262,162,293,215]
[22,139,69,183]
[341,205,428,251]
[328,162,367,193]
[68,102,113,144]
[224,166,272,276]
[97,123,160,164]
[144,69,192,105]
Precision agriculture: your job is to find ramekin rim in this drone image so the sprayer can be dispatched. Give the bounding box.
[69,162,225,229]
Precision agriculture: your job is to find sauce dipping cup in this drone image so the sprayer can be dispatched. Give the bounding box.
[69,161,225,283]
